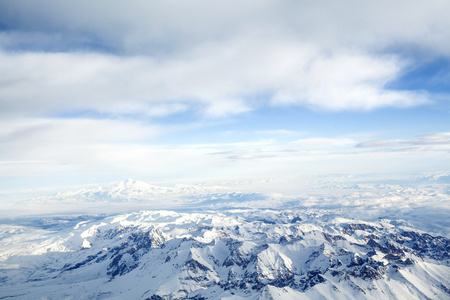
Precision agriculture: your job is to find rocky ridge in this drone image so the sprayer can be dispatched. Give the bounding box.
[0,209,449,299]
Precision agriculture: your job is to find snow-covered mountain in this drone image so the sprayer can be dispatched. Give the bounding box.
[16,177,449,239]
[29,179,259,208]
[1,209,449,299]
[48,179,216,202]
[1,176,449,299]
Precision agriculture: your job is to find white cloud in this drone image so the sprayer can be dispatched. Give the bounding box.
[271,53,430,110]
[2,0,450,56]
[203,98,251,117]
[0,124,449,188]
[357,133,450,148]
[0,1,449,188]
[1,1,449,118]
[209,137,358,161]
[287,137,356,149]
[0,118,163,175]
[0,44,430,120]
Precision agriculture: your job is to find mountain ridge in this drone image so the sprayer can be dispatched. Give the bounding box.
[1,209,449,299]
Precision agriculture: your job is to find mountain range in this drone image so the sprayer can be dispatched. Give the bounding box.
[1,209,449,299]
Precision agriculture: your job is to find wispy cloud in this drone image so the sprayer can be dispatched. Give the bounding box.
[357,133,450,148]
[210,137,356,161]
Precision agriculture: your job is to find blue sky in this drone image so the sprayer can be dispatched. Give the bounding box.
[0,0,449,192]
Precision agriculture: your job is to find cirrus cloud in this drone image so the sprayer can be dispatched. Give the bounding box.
[357,133,450,149]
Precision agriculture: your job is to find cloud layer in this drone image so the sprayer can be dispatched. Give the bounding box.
[0,1,449,189]
[1,0,449,118]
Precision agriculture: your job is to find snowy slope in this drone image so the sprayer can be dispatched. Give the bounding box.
[1,209,449,299]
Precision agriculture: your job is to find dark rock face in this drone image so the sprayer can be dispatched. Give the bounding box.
[184,259,211,274]
[290,217,302,223]
[354,263,387,280]
[323,232,346,242]
[146,294,207,300]
[395,230,450,261]
[291,270,326,291]
[62,251,103,272]
[222,240,245,267]
[342,224,377,235]
[105,228,166,278]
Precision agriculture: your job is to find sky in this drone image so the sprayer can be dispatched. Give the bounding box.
[0,0,449,193]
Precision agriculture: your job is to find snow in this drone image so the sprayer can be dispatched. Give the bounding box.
[3,174,447,236]
[0,208,448,299]
[0,175,449,299]
[81,238,91,249]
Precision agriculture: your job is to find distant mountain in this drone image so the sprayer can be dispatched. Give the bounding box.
[17,178,450,240]
[32,179,266,209]
[52,179,168,202]
[1,210,449,299]
[42,179,231,203]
